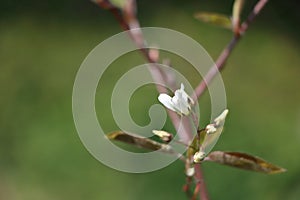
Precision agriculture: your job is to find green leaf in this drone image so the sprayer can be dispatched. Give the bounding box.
[200,125,224,156]
[186,132,200,158]
[232,0,245,32]
[200,109,229,156]
[106,131,174,153]
[207,151,286,174]
[193,109,229,163]
[110,0,127,9]
[194,12,232,29]
[91,0,126,9]
[198,128,207,147]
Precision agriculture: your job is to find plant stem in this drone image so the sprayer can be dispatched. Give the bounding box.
[191,1,269,199]
[194,164,209,200]
[192,0,269,101]
[95,0,194,143]
[94,1,268,200]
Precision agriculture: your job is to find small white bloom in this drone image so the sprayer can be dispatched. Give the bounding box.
[214,109,229,127]
[160,144,172,151]
[152,130,173,142]
[193,151,206,163]
[205,109,229,135]
[158,83,194,116]
[186,167,195,177]
[205,124,217,134]
[152,130,171,138]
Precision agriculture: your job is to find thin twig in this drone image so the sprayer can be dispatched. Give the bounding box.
[191,1,269,199]
[192,0,269,101]
[194,164,209,200]
[94,1,268,200]
[95,0,193,143]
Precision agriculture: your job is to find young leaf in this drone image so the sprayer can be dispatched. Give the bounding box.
[110,0,126,8]
[91,0,126,9]
[194,12,232,29]
[106,131,174,153]
[200,110,229,154]
[199,124,224,156]
[206,151,286,174]
[232,0,245,34]
[193,109,229,163]
[186,132,200,158]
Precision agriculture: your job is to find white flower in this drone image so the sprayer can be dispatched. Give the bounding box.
[158,83,194,116]
[185,166,195,177]
[205,109,229,134]
[214,109,229,127]
[193,151,206,163]
[205,124,217,134]
[152,130,173,142]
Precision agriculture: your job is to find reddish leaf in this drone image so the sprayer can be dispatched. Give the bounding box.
[207,151,286,174]
[106,131,174,153]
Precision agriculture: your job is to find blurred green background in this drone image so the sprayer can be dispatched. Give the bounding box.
[1,0,300,199]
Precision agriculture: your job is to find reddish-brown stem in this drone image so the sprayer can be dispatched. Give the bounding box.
[95,0,193,143]
[110,8,130,30]
[192,184,200,200]
[191,1,268,199]
[183,176,193,199]
[94,1,268,200]
[194,164,209,200]
[192,0,269,101]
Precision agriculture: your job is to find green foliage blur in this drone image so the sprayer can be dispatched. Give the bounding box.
[1,0,300,199]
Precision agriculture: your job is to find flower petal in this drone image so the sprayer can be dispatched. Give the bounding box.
[158,93,177,112]
[193,151,206,163]
[158,84,194,116]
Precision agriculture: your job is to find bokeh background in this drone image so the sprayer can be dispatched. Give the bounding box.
[1,0,300,199]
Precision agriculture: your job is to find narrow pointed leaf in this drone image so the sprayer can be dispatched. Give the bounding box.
[91,0,126,9]
[207,151,286,174]
[200,125,224,156]
[194,12,232,29]
[186,132,201,158]
[106,131,174,153]
[200,109,229,156]
[232,0,245,33]
[192,109,229,163]
[110,0,126,8]
[198,128,207,147]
